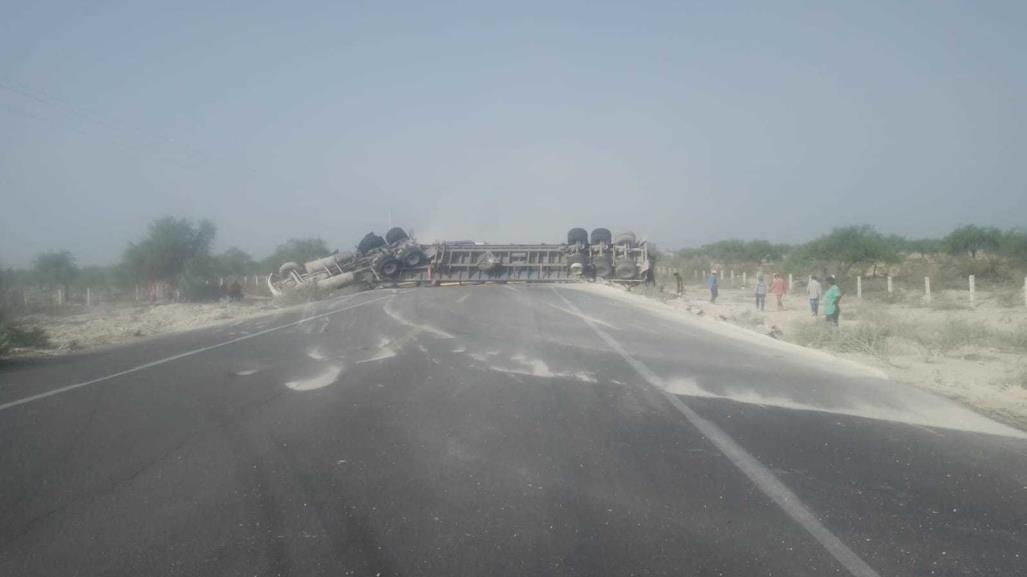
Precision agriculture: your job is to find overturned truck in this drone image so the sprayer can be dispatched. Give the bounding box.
[269,227,652,297]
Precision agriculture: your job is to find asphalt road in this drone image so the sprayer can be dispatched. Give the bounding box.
[1,285,1025,577]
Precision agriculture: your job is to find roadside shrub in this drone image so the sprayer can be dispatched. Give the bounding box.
[791,319,893,359]
[7,325,50,348]
[0,308,50,355]
[996,289,1025,308]
[928,297,970,311]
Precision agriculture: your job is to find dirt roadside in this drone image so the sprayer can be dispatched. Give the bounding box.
[9,299,284,355]
[589,282,1027,432]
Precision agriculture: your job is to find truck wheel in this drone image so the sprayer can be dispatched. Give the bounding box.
[567,227,589,246]
[358,232,387,255]
[615,260,638,279]
[399,246,425,267]
[279,262,302,277]
[385,227,409,245]
[614,231,637,245]
[375,256,402,278]
[590,227,612,245]
[593,259,613,278]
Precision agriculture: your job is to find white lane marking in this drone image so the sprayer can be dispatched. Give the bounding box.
[545,302,617,329]
[456,294,470,303]
[0,293,395,412]
[551,288,881,577]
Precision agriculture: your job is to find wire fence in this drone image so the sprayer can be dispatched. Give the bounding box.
[2,274,275,313]
[653,265,1027,308]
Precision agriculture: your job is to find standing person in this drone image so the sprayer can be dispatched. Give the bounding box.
[673,271,683,296]
[754,275,767,311]
[707,270,719,303]
[807,275,822,317]
[770,273,787,310]
[823,275,842,326]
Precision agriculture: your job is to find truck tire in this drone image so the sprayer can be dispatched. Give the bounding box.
[593,258,613,278]
[567,227,589,246]
[565,254,585,267]
[278,262,302,277]
[399,246,425,267]
[590,227,612,245]
[614,260,638,279]
[614,231,637,245]
[385,227,409,245]
[358,232,386,255]
[374,255,402,278]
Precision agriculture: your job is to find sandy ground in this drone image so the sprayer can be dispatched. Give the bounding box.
[14,299,282,354]
[589,282,1027,431]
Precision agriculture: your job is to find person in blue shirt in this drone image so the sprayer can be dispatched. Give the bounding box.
[754,275,767,311]
[707,270,719,303]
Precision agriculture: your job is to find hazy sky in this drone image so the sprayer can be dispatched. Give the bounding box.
[2,1,1025,267]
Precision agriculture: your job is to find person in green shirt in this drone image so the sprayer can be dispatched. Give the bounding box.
[823,275,842,325]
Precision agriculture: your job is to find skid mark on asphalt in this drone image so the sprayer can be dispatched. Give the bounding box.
[285,365,344,391]
[382,299,455,339]
[0,293,394,412]
[551,287,882,577]
[357,337,399,364]
[489,353,597,383]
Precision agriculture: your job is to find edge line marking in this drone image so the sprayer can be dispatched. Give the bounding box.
[551,287,881,577]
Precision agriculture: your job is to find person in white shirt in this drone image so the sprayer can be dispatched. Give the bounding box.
[807,275,822,316]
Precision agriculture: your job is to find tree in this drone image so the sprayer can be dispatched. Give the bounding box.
[216,247,257,276]
[943,225,1002,259]
[1000,230,1027,265]
[261,238,330,271]
[32,250,79,294]
[802,225,899,277]
[906,237,942,258]
[699,239,787,263]
[122,217,217,285]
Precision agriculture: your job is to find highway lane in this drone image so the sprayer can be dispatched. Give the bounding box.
[1,284,1025,576]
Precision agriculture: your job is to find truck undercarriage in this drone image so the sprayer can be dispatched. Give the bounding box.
[268,227,652,297]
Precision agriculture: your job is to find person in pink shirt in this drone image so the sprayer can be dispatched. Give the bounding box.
[770,273,787,310]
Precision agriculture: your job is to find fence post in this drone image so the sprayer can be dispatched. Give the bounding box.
[969,274,975,307]
[887,275,893,294]
[924,276,931,302]
[857,275,862,299]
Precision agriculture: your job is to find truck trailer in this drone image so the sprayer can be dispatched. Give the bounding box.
[268,227,652,297]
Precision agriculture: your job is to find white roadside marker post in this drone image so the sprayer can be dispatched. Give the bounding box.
[887,275,893,294]
[788,273,793,293]
[857,275,862,299]
[924,276,932,302]
[969,274,975,307]
[86,287,91,307]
